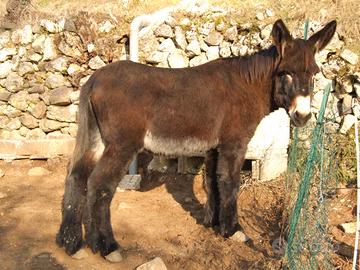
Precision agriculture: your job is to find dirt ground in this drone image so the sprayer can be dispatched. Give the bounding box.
[0,158,355,270]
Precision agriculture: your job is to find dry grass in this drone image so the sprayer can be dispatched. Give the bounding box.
[0,0,359,57]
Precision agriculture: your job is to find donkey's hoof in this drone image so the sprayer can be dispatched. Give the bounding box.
[71,248,89,260]
[56,227,83,255]
[105,249,123,263]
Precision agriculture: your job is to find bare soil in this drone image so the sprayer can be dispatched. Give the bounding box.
[0,158,355,269]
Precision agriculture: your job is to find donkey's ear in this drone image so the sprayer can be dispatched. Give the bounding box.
[308,20,337,52]
[271,19,293,57]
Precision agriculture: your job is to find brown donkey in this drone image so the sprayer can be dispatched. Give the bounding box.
[56,19,337,261]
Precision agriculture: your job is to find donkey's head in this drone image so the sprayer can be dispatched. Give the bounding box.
[272,19,337,127]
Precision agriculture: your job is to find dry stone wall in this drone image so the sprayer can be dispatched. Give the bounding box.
[0,7,359,157]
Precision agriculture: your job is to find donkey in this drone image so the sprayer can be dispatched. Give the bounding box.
[56,19,337,261]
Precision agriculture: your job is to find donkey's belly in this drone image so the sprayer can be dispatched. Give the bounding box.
[143,131,218,156]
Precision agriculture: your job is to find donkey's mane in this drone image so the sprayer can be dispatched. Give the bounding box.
[223,46,279,84]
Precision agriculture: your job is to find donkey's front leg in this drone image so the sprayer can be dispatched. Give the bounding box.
[86,143,136,261]
[217,144,246,237]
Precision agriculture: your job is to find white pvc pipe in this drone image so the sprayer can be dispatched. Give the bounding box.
[353,105,360,270]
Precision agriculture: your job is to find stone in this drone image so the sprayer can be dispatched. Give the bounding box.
[88,56,106,70]
[239,46,248,56]
[105,249,123,263]
[43,36,58,61]
[206,46,219,61]
[0,88,11,101]
[0,116,9,129]
[0,61,14,79]
[68,123,78,137]
[219,42,231,58]
[339,222,356,234]
[26,128,46,139]
[20,114,38,128]
[70,91,80,103]
[224,26,238,42]
[40,20,63,33]
[45,73,69,89]
[168,49,189,68]
[355,83,360,98]
[50,57,69,73]
[340,49,358,65]
[47,104,78,122]
[186,40,201,57]
[29,53,42,62]
[146,51,169,64]
[0,31,11,47]
[154,24,173,38]
[260,24,273,40]
[49,86,72,105]
[2,105,21,117]
[9,92,29,111]
[79,75,91,87]
[30,101,47,119]
[67,63,82,75]
[341,95,353,115]
[6,118,21,130]
[265,9,274,17]
[87,43,95,53]
[215,20,226,32]
[256,12,265,21]
[11,29,22,44]
[19,126,29,137]
[198,22,215,36]
[99,20,114,33]
[136,257,167,270]
[158,39,176,52]
[32,34,46,53]
[21,25,33,45]
[139,32,159,61]
[58,41,82,60]
[28,167,51,176]
[340,114,356,134]
[18,62,37,76]
[28,85,46,94]
[189,53,208,67]
[40,119,68,132]
[204,31,224,46]
[0,47,17,62]
[230,231,250,242]
[174,26,187,50]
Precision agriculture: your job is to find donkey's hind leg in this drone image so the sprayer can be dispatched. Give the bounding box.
[203,148,220,227]
[85,143,137,259]
[56,152,96,255]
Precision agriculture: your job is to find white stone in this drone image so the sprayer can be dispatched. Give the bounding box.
[340,49,358,65]
[168,50,189,68]
[265,9,274,17]
[189,53,208,67]
[230,231,250,242]
[260,24,273,40]
[29,53,42,62]
[340,114,357,134]
[339,222,356,234]
[43,36,58,60]
[158,38,176,52]
[0,48,17,62]
[104,249,123,263]
[21,25,33,45]
[256,12,265,21]
[206,46,219,61]
[88,56,106,70]
[67,64,82,75]
[79,75,91,86]
[136,257,167,270]
[174,26,187,50]
[87,43,95,53]
[0,61,14,79]
[50,57,68,73]
[11,29,22,44]
[0,31,11,48]
[32,34,46,54]
[186,40,201,57]
[40,19,63,33]
[99,20,114,33]
[28,167,51,176]
[146,51,169,64]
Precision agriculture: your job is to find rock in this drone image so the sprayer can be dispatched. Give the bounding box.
[206,46,219,61]
[341,95,353,115]
[29,101,47,119]
[79,75,91,87]
[185,30,197,43]
[26,128,46,139]
[47,104,78,122]
[2,105,21,117]
[0,168,4,178]
[0,47,17,62]
[28,85,46,94]
[154,24,173,38]
[21,25,33,45]
[40,19,63,33]
[11,29,22,44]
[168,49,189,68]
[313,72,333,91]
[136,257,167,270]
[198,22,215,36]
[87,43,95,53]
[158,39,176,52]
[105,249,123,263]
[260,24,273,40]
[265,9,274,17]
[58,40,82,60]
[189,53,208,67]
[29,52,42,63]
[336,78,353,94]
[18,62,37,76]
[32,34,46,53]
[43,36,58,61]
[19,126,29,137]
[99,20,114,33]
[67,63,82,75]
[0,116,9,129]
[0,61,14,79]
[28,167,51,176]
[224,26,238,42]
[186,40,201,57]
[312,90,324,111]
[0,89,11,101]
[68,123,78,137]
[9,92,29,111]
[355,83,360,98]
[0,192,7,199]
[20,114,38,128]
[174,26,187,50]
[0,31,11,47]
[340,114,357,134]
[256,12,265,21]
[139,31,159,61]
[49,86,73,105]
[6,118,21,130]
[69,91,80,103]
[45,73,69,89]
[219,42,231,58]
[40,119,68,132]
[230,231,250,242]
[339,222,356,234]
[71,249,88,260]
[88,56,106,70]
[50,57,69,73]
[146,51,169,64]
[340,49,358,65]
[204,31,224,46]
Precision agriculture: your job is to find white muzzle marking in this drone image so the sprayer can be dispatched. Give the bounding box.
[290,95,311,116]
